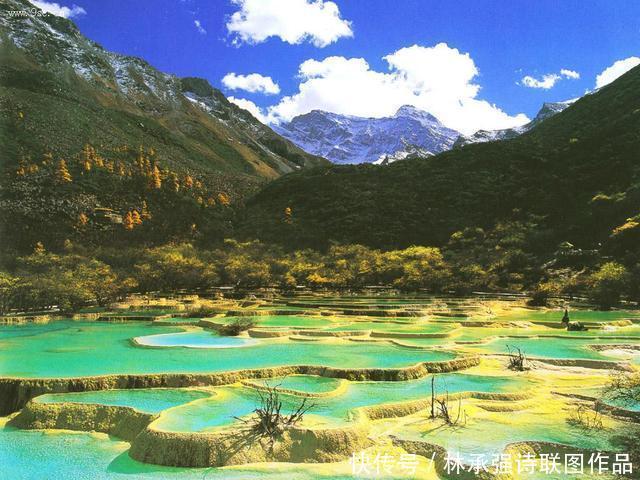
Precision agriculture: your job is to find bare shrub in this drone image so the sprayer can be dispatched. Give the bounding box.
[507,345,527,371]
[430,377,466,426]
[601,371,640,408]
[236,383,315,448]
[435,391,466,426]
[567,403,603,431]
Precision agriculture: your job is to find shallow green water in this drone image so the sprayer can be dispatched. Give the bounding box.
[450,325,640,343]
[156,373,527,432]
[0,426,350,479]
[253,375,343,393]
[35,388,211,414]
[502,309,640,324]
[399,409,620,464]
[324,321,454,334]
[250,315,337,328]
[0,321,453,378]
[468,336,640,360]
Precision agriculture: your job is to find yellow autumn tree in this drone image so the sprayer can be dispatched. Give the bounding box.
[82,144,95,172]
[55,159,72,183]
[34,241,45,254]
[141,201,152,220]
[284,206,293,224]
[184,175,194,188]
[123,211,134,230]
[136,146,146,174]
[131,209,142,226]
[15,159,26,176]
[77,212,89,227]
[217,192,231,206]
[150,165,162,189]
[63,239,73,251]
[171,173,180,192]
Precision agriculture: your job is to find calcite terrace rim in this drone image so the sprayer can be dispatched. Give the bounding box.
[0,356,481,415]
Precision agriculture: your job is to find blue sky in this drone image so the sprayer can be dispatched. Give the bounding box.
[34,0,640,134]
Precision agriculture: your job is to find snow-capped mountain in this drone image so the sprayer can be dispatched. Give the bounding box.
[454,100,577,147]
[273,106,460,164]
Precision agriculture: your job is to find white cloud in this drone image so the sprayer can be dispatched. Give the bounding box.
[595,57,640,89]
[560,69,580,80]
[520,68,580,89]
[266,43,529,135]
[521,73,561,89]
[194,20,206,35]
[226,0,353,47]
[222,73,280,95]
[29,0,86,18]
[228,96,267,123]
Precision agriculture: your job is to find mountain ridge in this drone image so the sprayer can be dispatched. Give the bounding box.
[272,105,460,164]
[240,65,640,258]
[454,99,576,147]
[0,0,326,180]
[0,0,326,251]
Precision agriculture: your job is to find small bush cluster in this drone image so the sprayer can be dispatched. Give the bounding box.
[219,317,255,336]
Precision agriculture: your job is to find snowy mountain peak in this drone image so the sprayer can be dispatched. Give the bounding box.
[274,107,460,164]
[394,105,438,122]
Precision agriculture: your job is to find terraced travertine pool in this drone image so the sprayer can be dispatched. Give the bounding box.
[0,321,455,378]
[1,294,639,479]
[34,388,213,414]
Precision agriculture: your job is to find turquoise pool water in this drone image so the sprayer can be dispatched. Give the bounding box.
[0,425,350,479]
[468,336,640,360]
[250,315,336,328]
[135,330,259,349]
[0,322,454,378]
[156,373,527,432]
[501,309,640,324]
[252,375,343,394]
[324,321,454,334]
[35,388,211,414]
[399,413,620,465]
